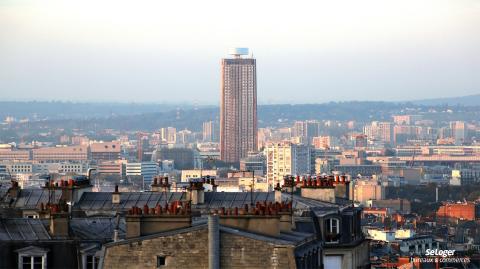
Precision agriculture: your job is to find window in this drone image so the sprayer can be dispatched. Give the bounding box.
[325,218,340,243]
[86,255,99,269]
[157,256,166,267]
[16,246,48,269]
[20,256,44,269]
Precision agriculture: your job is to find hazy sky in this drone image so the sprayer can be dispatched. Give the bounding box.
[1,0,479,104]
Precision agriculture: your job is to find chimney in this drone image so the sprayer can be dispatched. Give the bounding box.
[187,180,204,205]
[279,212,295,233]
[113,214,120,242]
[217,202,291,237]
[204,176,218,192]
[283,175,295,193]
[112,185,121,204]
[300,176,336,203]
[208,215,220,269]
[300,174,351,203]
[7,180,20,199]
[55,176,93,204]
[151,176,170,192]
[37,203,50,219]
[274,183,282,203]
[334,175,351,200]
[49,205,69,238]
[126,201,192,239]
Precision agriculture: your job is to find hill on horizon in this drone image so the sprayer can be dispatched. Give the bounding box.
[407,94,480,106]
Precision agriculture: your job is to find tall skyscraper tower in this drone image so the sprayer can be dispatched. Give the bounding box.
[220,48,257,163]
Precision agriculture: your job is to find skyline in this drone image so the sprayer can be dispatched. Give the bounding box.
[1,0,479,104]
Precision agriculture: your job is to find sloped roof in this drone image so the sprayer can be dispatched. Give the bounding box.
[0,218,51,240]
[11,189,63,209]
[70,217,125,240]
[0,217,125,241]
[75,191,346,214]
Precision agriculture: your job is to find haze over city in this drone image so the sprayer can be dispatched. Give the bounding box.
[1,0,479,104]
[1,1,480,269]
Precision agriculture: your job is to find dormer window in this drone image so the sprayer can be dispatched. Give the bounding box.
[325,218,340,243]
[15,246,49,269]
[80,244,101,269]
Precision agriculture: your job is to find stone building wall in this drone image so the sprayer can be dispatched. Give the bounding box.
[103,229,209,269]
[103,228,298,269]
[220,232,296,269]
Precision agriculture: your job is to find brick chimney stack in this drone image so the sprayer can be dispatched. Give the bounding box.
[49,204,69,238]
[7,180,20,199]
[215,202,293,237]
[112,185,121,204]
[187,179,205,205]
[126,201,192,239]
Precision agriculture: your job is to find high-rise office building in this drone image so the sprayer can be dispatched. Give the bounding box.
[363,121,393,144]
[291,120,320,144]
[160,127,177,144]
[202,121,216,142]
[220,48,257,163]
[450,121,466,145]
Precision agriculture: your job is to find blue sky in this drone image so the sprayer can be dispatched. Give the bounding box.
[0,0,479,104]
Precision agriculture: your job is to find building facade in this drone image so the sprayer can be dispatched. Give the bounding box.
[265,142,311,187]
[220,48,257,163]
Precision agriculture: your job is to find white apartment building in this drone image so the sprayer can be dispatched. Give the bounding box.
[126,162,159,189]
[265,141,311,188]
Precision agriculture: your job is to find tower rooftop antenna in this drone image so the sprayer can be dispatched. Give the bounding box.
[228,48,249,58]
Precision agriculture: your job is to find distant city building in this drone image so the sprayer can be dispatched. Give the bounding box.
[176,129,194,144]
[180,169,218,182]
[152,147,198,170]
[220,48,257,163]
[32,146,88,163]
[393,125,418,145]
[97,161,124,175]
[363,121,393,144]
[334,165,382,177]
[90,142,121,162]
[393,115,422,125]
[265,141,311,187]
[354,134,368,148]
[367,199,411,214]
[125,162,158,189]
[312,136,337,150]
[160,127,177,144]
[450,121,466,145]
[437,202,477,221]
[239,153,265,175]
[202,121,217,142]
[3,162,34,174]
[59,135,70,144]
[292,120,320,144]
[0,149,30,161]
[71,136,89,145]
[351,177,385,205]
[450,169,480,186]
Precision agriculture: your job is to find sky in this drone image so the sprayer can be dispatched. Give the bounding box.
[0,0,479,104]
